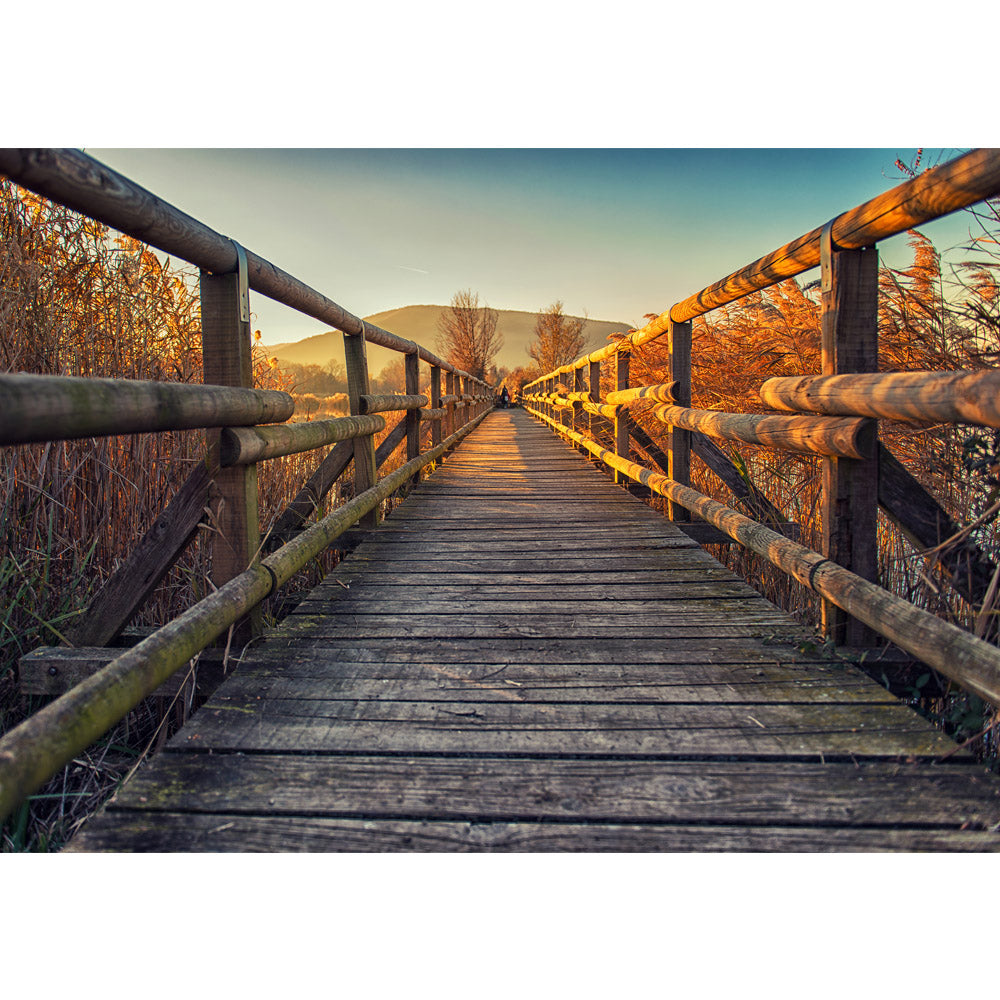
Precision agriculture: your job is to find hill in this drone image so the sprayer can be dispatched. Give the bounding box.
[266,305,634,378]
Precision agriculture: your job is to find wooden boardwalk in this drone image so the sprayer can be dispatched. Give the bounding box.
[70,409,1000,851]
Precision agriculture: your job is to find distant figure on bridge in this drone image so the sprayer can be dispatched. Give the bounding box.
[499,386,510,408]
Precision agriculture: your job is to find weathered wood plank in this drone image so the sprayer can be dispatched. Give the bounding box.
[175,699,956,758]
[212,672,897,705]
[82,756,1000,828]
[66,813,1000,853]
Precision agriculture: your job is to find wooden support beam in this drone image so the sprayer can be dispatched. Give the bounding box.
[878,442,997,608]
[430,366,442,449]
[20,644,230,699]
[614,352,630,485]
[573,366,585,442]
[65,460,216,647]
[820,236,880,647]
[200,268,261,644]
[445,371,455,438]
[668,320,692,522]
[630,423,789,529]
[267,439,354,548]
[344,330,378,531]
[588,359,601,444]
[405,352,420,486]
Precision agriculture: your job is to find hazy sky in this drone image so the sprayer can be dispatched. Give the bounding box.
[85,147,984,349]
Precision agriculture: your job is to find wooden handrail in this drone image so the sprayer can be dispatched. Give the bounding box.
[760,370,1000,427]
[220,414,386,466]
[0,373,294,445]
[648,403,875,460]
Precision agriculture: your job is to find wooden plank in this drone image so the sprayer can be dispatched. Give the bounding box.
[19,645,230,698]
[174,699,955,758]
[213,673,897,706]
[79,756,1000,828]
[249,634,848,665]
[65,813,1000,853]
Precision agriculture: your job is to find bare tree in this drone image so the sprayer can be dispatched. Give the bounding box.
[529,301,587,375]
[437,289,502,381]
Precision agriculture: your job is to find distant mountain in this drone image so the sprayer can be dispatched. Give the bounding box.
[266,305,634,378]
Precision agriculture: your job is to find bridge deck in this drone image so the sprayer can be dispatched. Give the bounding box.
[70,409,1000,851]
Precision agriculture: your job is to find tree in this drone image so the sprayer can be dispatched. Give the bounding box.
[437,289,502,381]
[528,301,587,375]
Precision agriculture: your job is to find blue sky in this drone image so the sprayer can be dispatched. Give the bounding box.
[87,147,986,348]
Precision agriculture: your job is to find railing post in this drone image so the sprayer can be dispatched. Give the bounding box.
[200,258,261,641]
[589,357,601,444]
[614,351,631,485]
[344,328,378,530]
[668,318,692,522]
[405,351,420,484]
[430,365,442,449]
[820,228,880,647]
[573,365,585,444]
[445,371,455,438]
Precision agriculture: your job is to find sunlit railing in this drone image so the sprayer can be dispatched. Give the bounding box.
[523,148,1000,709]
[0,149,492,820]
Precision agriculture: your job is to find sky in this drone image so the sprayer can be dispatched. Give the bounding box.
[84,147,990,352]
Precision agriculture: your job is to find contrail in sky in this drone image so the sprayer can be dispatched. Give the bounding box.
[397,265,430,274]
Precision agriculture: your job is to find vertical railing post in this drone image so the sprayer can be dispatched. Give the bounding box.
[668,318,692,522]
[430,365,442,449]
[344,326,378,530]
[200,253,261,641]
[445,371,455,438]
[614,350,631,485]
[589,357,601,445]
[405,350,420,485]
[820,226,879,647]
[573,365,585,444]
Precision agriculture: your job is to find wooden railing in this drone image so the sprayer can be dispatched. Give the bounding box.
[0,149,493,820]
[524,148,1000,709]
